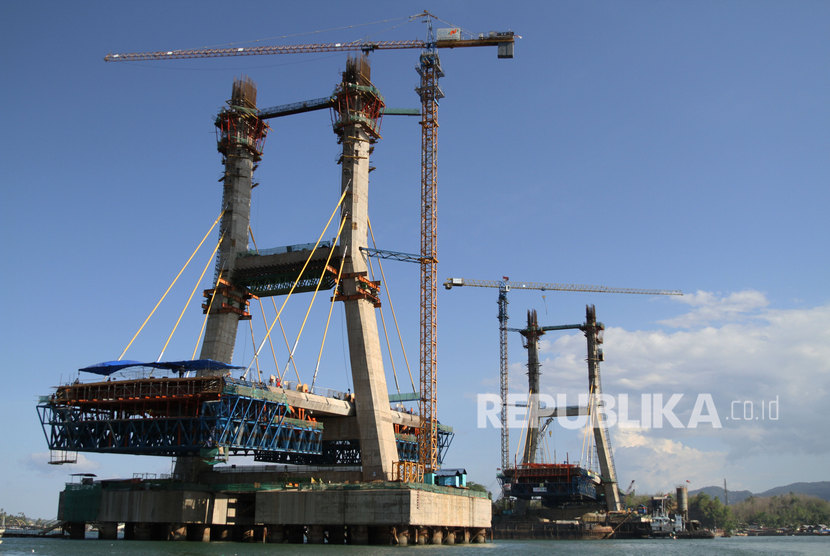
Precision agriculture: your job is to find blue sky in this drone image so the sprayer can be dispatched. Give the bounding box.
[1,1,828,517]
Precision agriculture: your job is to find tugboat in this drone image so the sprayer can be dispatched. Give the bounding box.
[648,489,715,539]
[648,495,681,538]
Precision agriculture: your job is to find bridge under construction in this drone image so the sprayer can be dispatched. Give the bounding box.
[39,16,517,545]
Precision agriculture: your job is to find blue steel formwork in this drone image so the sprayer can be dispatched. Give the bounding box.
[396,424,454,464]
[37,382,323,460]
[38,374,453,466]
[253,427,454,465]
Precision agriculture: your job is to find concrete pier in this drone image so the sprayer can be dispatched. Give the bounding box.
[59,479,490,545]
[186,524,210,542]
[97,522,118,540]
[49,66,492,546]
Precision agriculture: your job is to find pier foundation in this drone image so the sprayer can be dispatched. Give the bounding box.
[97,522,117,540]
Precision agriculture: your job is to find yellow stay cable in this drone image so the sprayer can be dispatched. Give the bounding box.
[311,242,348,392]
[248,228,283,375]
[366,255,401,395]
[580,382,597,468]
[157,231,225,362]
[119,210,224,361]
[249,228,301,380]
[192,266,224,361]
[279,215,347,384]
[256,297,280,376]
[367,219,416,393]
[246,185,350,375]
[543,428,552,464]
[275,318,299,380]
[513,388,533,467]
[247,318,262,383]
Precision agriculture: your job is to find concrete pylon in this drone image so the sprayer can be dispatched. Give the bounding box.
[177,77,267,479]
[199,76,267,368]
[520,309,542,465]
[332,56,398,481]
[584,304,622,511]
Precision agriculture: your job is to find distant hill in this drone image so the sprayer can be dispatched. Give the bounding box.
[690,481,830,505]
[690,485,753,505]
[759,482,830,501]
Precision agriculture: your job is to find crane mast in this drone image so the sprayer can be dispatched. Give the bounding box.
[416,15,442,476]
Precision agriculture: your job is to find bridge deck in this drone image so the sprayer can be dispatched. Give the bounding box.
[38,376,451,464]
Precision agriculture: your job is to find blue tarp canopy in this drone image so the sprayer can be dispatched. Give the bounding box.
[79,359,243,376]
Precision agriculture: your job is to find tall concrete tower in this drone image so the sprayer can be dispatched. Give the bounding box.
[199,77,268,368]
[584,304,622,511]
[520,309,543,465]
[177,78,267,479]
[332,56,398,481]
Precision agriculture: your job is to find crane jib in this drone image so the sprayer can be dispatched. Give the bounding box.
[104,35,516,62]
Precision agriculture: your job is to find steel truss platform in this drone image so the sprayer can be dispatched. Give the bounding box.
[38,377,323,459]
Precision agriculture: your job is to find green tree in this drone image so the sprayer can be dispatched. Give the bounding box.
[689,492,735,531]
[467,482,492,500]
[625,493,651,509]
[732,493,830,528]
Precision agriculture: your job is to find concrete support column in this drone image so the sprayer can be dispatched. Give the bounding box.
[198,142,253,364]
[186,524,210,542]
[334,57,397,482]
[66,522,85,540]
[472,528,487,543]
[239,525,260,542]
[431,528,443,544]
[198,76,264,367]
[131,523,154,541]
[394,526,409,546]
[168,523,187,541]
[445,528,456,544]
[97,522,118,540]
[210,525,232,541]
[307,524,325,544]
[328,525,346,544]
[286,525,305,543]
[349,524,369,545]
[265,525,284,543]
[367,525,392,544]
[416,527,429,545]
[176,78,266,482]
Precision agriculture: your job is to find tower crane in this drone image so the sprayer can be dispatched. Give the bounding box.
[443,277,682,472]
[105,12,517,479]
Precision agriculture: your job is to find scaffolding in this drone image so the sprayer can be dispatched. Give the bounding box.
[37,377,323,459]
[498,463,601,506]
[38,375,454,465]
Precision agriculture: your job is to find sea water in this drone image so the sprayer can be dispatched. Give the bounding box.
[1,536,828,556]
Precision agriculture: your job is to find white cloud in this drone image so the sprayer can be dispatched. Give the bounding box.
[660,289,769,328]
[613,429,727,493]
[528,292,830,491]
